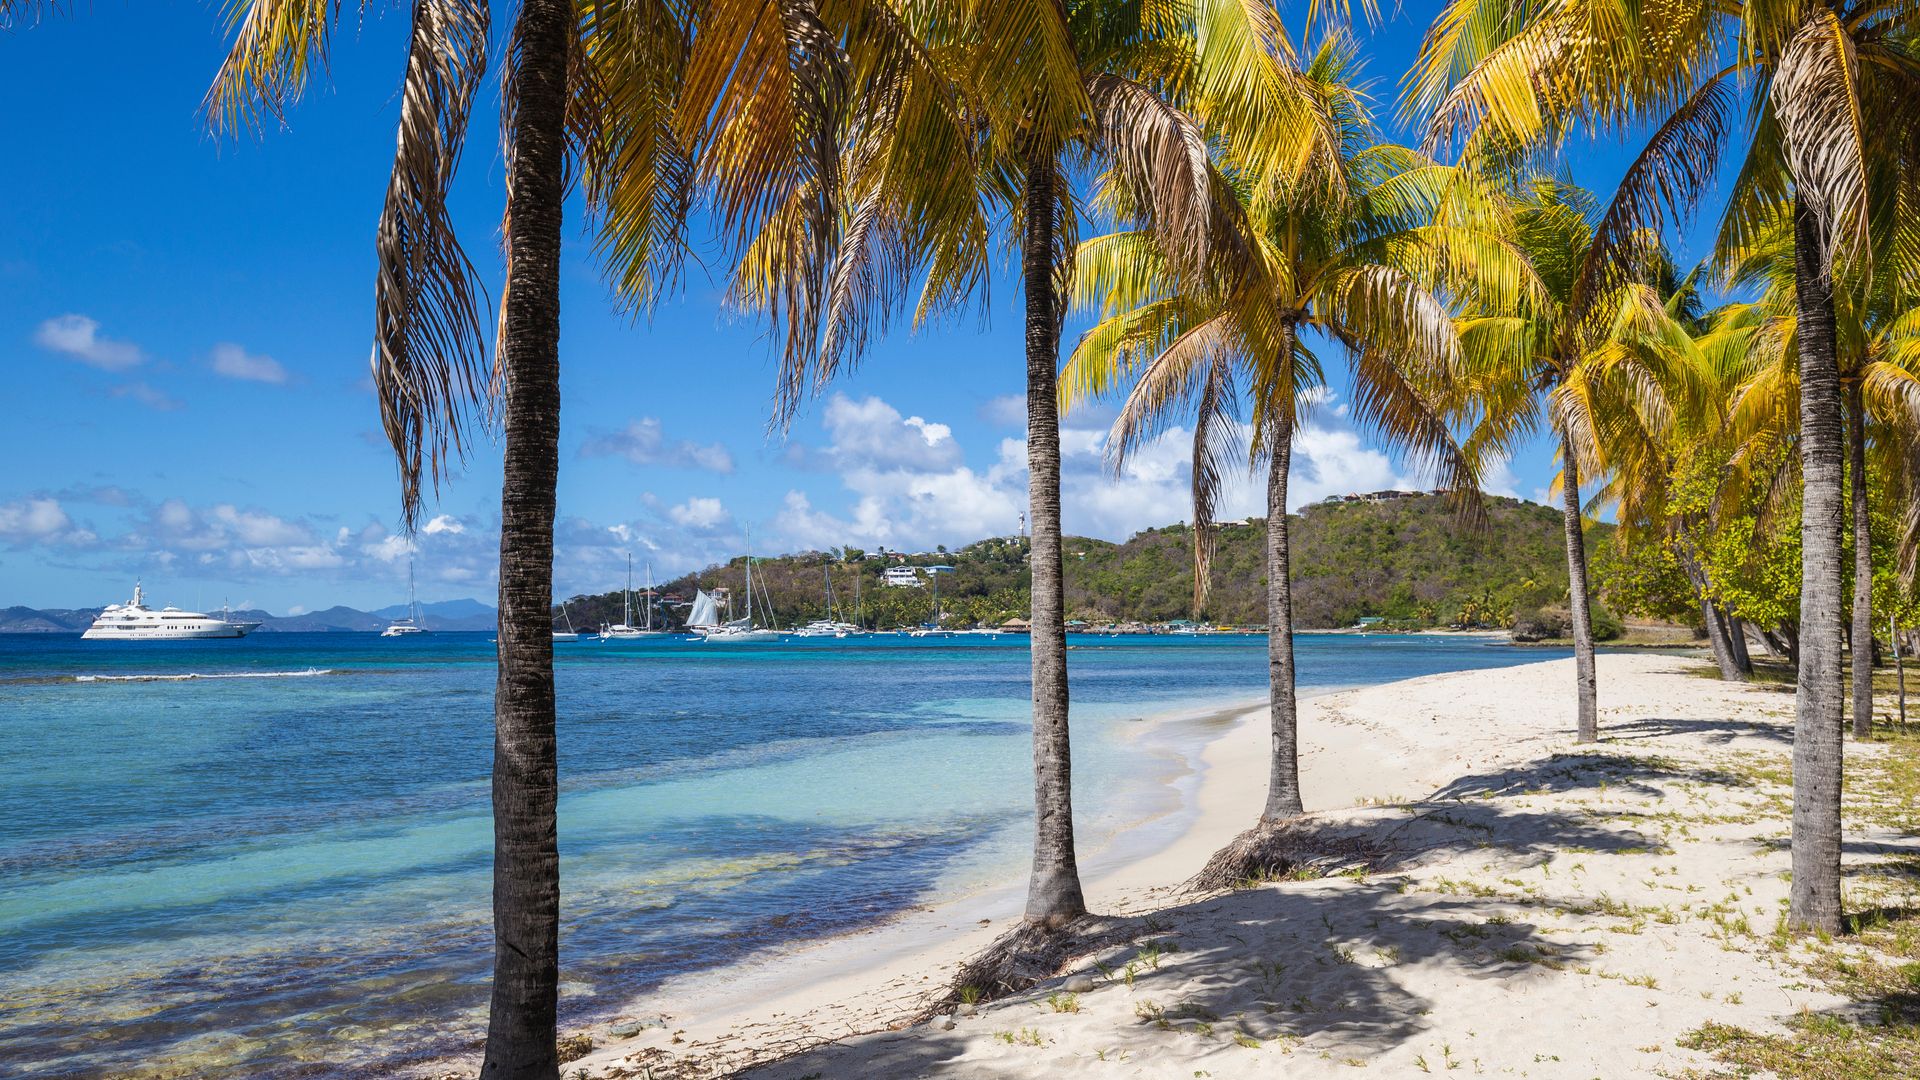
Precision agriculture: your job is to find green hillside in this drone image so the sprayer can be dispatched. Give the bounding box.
[560,494,1611,633]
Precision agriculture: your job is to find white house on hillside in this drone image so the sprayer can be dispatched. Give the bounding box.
[882,566,923,588]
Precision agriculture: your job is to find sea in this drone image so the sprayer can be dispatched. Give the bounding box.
[0,631,1563,1077]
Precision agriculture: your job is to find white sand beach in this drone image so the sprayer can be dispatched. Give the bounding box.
[511,653,1919,1078]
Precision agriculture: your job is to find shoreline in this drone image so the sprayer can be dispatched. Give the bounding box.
[537,650,1918,1079]
[537,658,1591,1078]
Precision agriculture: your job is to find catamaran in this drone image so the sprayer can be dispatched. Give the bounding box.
[81,582,261,640]
[381,559,428,637]
[601,555,667,640]
[698,535,780,643]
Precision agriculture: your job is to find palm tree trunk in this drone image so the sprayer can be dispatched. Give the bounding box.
[1789,195,1846,935]
[1849,381,1874,739]
[1020,151,1086,927]
[482,3,570,1075]
[1558,426,1599,742]
[1262,369,1303,821]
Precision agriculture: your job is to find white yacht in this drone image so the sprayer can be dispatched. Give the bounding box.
[601,555,668,640]
[82,583,261,640]
[382,560,429,637]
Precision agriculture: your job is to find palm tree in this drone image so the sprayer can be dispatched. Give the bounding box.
[741,0,1234,936]
[1706,206,1920,726]
[1064,34,1508,885]
[1409,0,1920,934]
[206,1,844,1071]
[1450,180,1713,735]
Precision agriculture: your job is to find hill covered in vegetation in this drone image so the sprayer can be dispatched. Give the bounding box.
[562,494,1615,633]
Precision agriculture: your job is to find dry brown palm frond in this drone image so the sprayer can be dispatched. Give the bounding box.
[1772,8,1870,266]
[373,0,491,531]
[1187,354,1242,616]
[1087,72,1222,290]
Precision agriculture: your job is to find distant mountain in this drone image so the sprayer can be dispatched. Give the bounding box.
[556,495,1608,632]
[0,606,97,633]
[371,598,497,623]
[0,599,497,633]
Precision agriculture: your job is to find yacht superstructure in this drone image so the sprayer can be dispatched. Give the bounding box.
[82,584,261,640]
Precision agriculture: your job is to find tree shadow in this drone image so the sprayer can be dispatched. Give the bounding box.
[733,880,1604,1078]
[1604,715,1793,748]
[1425,746,1749,805]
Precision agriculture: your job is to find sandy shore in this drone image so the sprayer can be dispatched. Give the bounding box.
[500,653,1916,1078]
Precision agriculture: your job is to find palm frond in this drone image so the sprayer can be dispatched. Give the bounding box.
[373,0,491,530]
[1771,8,1870,265]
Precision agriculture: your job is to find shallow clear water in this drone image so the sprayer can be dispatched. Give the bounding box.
[0,631,1560,1077]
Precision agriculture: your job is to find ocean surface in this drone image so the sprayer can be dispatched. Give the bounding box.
[0,631,1563,1077]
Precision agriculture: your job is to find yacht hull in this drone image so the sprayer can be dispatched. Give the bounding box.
[82,623,259,640]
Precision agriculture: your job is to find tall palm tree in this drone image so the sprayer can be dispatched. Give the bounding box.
[206,2,845,1072]
[1409,0,1920,934]
[1707,205,1920,727]
[1451,180,1711,734]
[1064,35,1511,884]
[741,0,1235,934]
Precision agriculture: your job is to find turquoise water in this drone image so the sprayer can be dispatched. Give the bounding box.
[0,631,1559,1077]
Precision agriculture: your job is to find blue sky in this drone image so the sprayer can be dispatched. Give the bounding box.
[1,3,1676,614]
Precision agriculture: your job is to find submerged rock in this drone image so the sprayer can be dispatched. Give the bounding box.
[608,1016,669,1038]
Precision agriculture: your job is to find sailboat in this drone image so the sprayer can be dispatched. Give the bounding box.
[793,564,863,638]
[601,555,667,640]
[382,557,428,637]
[700,534,781,643]
[908,566,956,637]
[553,600,581,642]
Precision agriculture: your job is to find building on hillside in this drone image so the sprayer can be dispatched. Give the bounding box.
[882,566,923,588]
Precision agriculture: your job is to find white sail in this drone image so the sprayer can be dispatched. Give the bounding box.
[688,589,722,629]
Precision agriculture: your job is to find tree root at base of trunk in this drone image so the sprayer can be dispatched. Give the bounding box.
[1184,819,1385,894]
[920,914,1132,1021]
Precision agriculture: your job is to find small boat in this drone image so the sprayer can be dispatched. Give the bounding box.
[382,559,429,637]
[82,582,261,640]
[553,600,581,642]
[601,555,667,640]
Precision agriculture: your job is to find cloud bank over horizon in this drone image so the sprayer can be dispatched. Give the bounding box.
[1,389,1512,612]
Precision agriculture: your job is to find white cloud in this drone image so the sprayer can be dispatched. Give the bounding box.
[0,498,95,548]
[820,395,964,472]
[1287,424,1426,507]
[669,496,732,530]
[580,418,734,473]
[361,534,413,563]
[110,381,182,411]
[210,343,290,384]
[209,505,310,546]
[35,314,143,371]
[422,514,465,535]
[978,394,1029,427]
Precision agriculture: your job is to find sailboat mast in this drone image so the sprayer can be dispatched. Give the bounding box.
[624,553,633,627]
